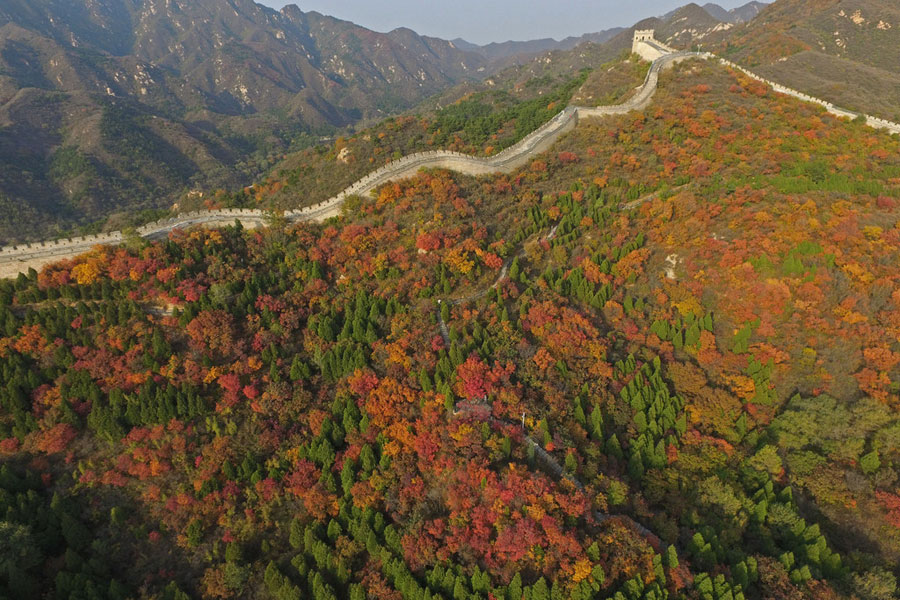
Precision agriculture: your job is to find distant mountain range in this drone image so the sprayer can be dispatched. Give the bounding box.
[702,1,769,23]
[451,29,626,62]
[0,0,487,242]
[451,2,769,61]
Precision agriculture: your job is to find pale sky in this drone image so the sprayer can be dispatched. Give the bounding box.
[257,1,763,45]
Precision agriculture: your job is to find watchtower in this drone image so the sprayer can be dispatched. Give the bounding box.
[632,29,666,62]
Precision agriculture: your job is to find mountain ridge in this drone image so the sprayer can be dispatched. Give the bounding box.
[0,0,488,244]
[449,28,626,62]
[6,43,899,276]
[451,1,770,62]
[701,1,768,23]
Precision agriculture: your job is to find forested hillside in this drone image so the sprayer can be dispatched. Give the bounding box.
[2,56,900,599]
[196,49,645,214]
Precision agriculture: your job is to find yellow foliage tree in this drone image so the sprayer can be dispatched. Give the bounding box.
[443,247,474,275]
[72,261,101,285]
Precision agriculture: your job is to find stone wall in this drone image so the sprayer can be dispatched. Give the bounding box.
[579,51,695,118]
[632,30,678,63]
[4,43,899,277]
[718,59,900,135]
[285,106,583,224]
[0,103,588,273]
[633,41,666,63]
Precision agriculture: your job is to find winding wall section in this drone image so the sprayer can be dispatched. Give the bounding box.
[2,47,899,277]
[718,58,900,135]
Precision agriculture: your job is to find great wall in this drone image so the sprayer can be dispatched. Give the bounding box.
[2,31,899,278]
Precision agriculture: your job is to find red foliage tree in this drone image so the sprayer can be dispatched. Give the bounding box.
[186,310,237,357]
[35,423,77,454]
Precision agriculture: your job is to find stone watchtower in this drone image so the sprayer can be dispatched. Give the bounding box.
[632,29,666,62]
[633,29,655,44]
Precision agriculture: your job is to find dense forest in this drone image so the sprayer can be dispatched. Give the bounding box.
[2,57,900,600]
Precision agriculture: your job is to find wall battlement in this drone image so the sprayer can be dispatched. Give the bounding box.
[717,59,900,135]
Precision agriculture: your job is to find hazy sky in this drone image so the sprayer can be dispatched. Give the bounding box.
[257,1,761,45]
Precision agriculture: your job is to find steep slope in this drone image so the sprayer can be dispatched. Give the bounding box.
[702,3,735,22]
[729,1,769,22]
[0,0,485,118]
[662,3,735,46]
[549,59,900,574]
[714,0,900,122]
[0,0,486,244]
[719,0,900,71]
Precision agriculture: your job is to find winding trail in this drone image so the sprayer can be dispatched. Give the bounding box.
[445,345,666,553]
[444,223,559,308]
[437,274,695,591]
[437,220,682,575]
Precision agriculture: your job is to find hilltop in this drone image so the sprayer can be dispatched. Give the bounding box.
[701,2,769,23]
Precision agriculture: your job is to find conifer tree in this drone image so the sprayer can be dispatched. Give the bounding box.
[507,573,523,600]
